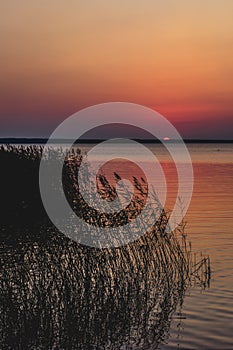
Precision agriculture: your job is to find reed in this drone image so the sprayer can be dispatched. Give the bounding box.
[0,145,211,350]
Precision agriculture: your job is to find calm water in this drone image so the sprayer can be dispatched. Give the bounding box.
[1,143,232,349]
[79,142,233,349]
[162,144,233,350]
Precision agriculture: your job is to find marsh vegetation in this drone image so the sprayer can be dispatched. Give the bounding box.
[0,146,210,350]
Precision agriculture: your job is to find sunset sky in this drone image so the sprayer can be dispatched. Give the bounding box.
[0,1,232,139]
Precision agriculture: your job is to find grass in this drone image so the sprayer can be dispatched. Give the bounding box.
[0,145,211,350]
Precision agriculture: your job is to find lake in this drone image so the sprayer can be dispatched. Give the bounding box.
[77,142,233,349]
[0,142,232,349]
[162,144,233,350]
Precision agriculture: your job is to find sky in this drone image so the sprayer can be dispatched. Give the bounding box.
[0,0,232,139]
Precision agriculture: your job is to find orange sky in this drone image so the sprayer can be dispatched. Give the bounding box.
[0,1,232,138]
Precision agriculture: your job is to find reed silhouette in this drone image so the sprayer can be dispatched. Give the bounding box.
[0,145,211,350]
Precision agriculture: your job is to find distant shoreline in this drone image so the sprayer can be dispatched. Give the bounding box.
[0,138,232,144]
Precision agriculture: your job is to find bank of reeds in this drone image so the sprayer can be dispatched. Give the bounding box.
[0,145,211,350]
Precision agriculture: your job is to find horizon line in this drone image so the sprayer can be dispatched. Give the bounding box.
[0,138,232,144]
